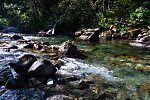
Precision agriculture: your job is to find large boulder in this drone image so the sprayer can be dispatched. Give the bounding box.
[59,40,78,57]
[74,29,86,36]
[28,59,59,77]
[5,76,30,89]
[121,28,142,39]
[78,28,100,42]
[99,25,117,40]
[0,68,12,86]
[129,33,150,49]
[9,54,37,73]
[10,35,23,40]
[0,67,30,89]
[1,27,21,33]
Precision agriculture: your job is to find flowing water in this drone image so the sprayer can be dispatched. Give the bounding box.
[0,33,150,99]
[21,34,150,89]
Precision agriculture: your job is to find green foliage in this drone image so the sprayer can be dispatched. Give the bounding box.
[129,7,150,27]
[96,11,118,29]
[0,18,10,30]
[0,0,150,33]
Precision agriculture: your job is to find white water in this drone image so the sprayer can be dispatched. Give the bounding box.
[59,57,120,81]
[0,34,122,99]
[0,34,120,82]
[23,36,45,41]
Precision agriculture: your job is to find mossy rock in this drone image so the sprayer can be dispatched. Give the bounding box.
[134,65,150,72]
[137,81,150,100]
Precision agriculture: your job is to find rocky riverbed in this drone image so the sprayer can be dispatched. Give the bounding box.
[0,33,150,100]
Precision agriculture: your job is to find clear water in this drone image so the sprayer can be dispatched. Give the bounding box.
[0,33,150,99]
[33,35,150,88]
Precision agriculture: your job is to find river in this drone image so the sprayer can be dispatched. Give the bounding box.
[0,33,150,99]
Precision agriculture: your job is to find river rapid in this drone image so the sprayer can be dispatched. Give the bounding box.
[0,33,150,99]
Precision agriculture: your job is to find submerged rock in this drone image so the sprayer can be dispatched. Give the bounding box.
[98,90,116,100]
[137,81,150,100]
[129,42,150,50]
[0,88,45,100]
[46,94,74,100]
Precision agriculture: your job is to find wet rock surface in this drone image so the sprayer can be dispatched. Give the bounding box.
[9,54,37,73]
[129,32,150,49]
[10,35,24,40]
[46,94,73,100]
[76,28,100,42]
[75,26,150,50]
[0,33,149,100]
[0,87,45,100]
[28,59,58,77]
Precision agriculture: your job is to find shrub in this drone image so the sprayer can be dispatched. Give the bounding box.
[129,7,150,27]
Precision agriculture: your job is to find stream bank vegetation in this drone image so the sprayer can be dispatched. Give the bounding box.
[0,0,150,34]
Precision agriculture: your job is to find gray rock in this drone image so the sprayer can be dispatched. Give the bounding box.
[121,29,141,39]
[23,43,34,49]
[99,31,113,40]
[60,40,78,57]
[5,76,30,89]
[10,35,23,40]
[28,59,58,77]
[29,77,47,86]
[8,45,18,49]
[0,88,45,100]
[46,94,73,100]
[78,80,90,90]
[47,78,54,85]
[9,54,37,73]
[33,43,43,50]
[79,28,100,42]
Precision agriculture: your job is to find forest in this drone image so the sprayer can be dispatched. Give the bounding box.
[0,0,150,34]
